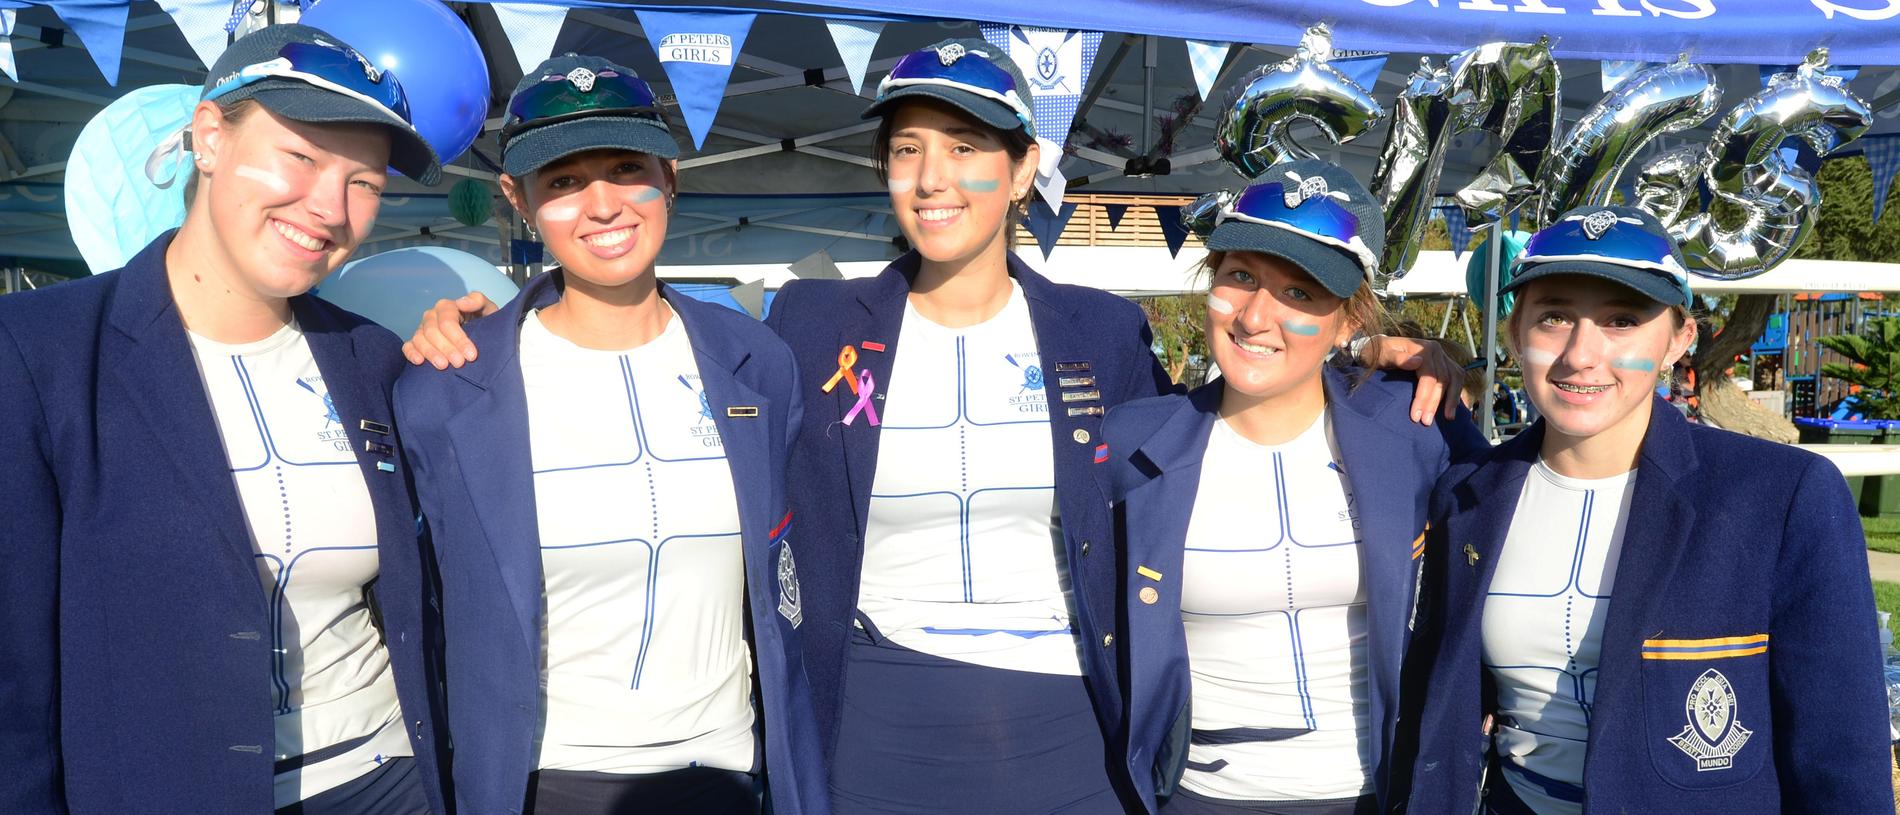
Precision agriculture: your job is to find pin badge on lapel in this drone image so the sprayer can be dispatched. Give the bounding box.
[861,340,887,352]
[1072,429,1091,444]
[727,407,760,418]
[1054,361,1091,372]
[1136,566,1163,581]
[1057,376,1095,388]
[1464,544,1481,566]
[1139,586,1158,605]
[843,371,880,426]
[1060,389,1102,403]
[376,461,396,472]
[359,419,391,435]
[364,440,395,457]
[1068,406,1105,417]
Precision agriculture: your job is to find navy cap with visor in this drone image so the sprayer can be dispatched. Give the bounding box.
[1203,159,1385,299]
[203,24,441,185]
[1502,205,1693,308]
[500,54,680,177]
[862,39,1036,139]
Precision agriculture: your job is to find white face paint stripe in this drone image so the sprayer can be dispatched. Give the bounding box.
[537,204,582,224]
[1519,347,1558,366]
[887,178,916,195]
[1206,294,1236,315]
[234,165,289,194]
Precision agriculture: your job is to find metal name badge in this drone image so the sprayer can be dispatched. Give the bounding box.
[1668,668,1753,771]
[776,544,803,628]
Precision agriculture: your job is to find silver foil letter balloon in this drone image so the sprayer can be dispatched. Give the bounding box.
[1647,49,1872,279]
[1215,25,1384,179]
[1444,39,1561,226]
[1183,189,1235,239]
[1369,59,1457,283]
[1535,57,1722,228]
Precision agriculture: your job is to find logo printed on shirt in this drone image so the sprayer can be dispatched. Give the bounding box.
[1004,353,1048,414]
[678,374,724,448]
[295,376,350,451]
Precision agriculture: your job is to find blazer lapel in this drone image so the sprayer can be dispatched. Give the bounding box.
[101,236,254,567]
[1124,384,1222,592]
[442,274,560,653]
[1447,426,1542,603]
[670,290,774,595]
[838,263,910,541]
[292,298,412,552]
[1016,261,1112,514]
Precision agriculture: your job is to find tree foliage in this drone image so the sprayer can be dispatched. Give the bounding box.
[1140,294,1207,385]
[1818,317,1900,419]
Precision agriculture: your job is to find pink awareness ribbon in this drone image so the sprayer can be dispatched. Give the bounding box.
[842,370,879,426]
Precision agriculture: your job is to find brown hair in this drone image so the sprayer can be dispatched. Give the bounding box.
[1197,249,1391,339]
[184,98,260,205]
[870,98,1036,249]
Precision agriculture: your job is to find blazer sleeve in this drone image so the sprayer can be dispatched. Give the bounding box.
[1769,455,1894,813]
[1436,404,1489,461]
[0,318,66,813]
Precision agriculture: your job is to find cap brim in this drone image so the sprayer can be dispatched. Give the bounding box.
[861,85,1026,135]
[1501,259,1688,308]
[502,115,681,177]
[246,84,442,186]
[1205,220,1365,299]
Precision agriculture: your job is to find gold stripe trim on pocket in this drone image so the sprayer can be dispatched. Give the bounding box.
[1641,646,1768,661]
[1640,633,1769,660]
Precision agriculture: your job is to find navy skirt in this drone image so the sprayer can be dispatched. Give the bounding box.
[278,756,428,815]
[828,624,1123,814]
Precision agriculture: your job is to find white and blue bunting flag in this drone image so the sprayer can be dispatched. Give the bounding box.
[636,10,756,151]
[1185,39,1228,101]
[1864,134,1900,223]
[824,18,882,95]
[156,0,230,69]
[491,3,570,78]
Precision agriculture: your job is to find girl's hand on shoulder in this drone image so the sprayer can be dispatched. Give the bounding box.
[1360,335,1464,426]
[401,293,497,370]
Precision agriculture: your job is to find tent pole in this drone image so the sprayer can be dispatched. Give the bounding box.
[1141,36,1156,159]
[1439,295,1457,338]
[1481,219,1503,440]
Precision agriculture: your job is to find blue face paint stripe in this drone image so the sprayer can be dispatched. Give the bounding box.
[1281,321,1321,336]
[956,178,1001,193]
[631,185,665,203]
[1610,357,1657,372]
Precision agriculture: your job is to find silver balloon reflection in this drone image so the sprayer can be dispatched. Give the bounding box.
[1535,57,1722,228]
[1215,25,1384,179]
[1369,59,1457,284]
[1632,144,1703,227]
[1640,49,1871,279]
[1444,39,1561,226]
[1183,189,1234,239]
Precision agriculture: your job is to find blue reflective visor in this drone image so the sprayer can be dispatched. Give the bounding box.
[206,40,413,125]
[502,67,662,145]
[1518,212,1689,283]
[877,47,1033,127]
[1222,182,1363,246]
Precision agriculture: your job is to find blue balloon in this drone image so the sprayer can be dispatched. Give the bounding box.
[317,247,518,334]
[301,0,489,168]
[1465,229,1533,316]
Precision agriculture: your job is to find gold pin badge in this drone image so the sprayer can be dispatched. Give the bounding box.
[1139,586,1159,605]
[727,406,760,418]
[1136,566,1163,581]
[1072,429,1091,444]
[1464,544,1481,566]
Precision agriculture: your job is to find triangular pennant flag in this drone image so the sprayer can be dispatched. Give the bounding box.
[824,19,882,95]
[636,10,756,150]
[156,0,229,70]
[1599,60,1658,93]
[1103,203,1128,232]
[1332,52,1388,93]
[491,3,571,78]
[789,248,844,279]
[1184,40,1230,101]
[1035,163,1067,214]
[1024,200,1079,260]
[1154,205,1189,258]
[1864,134,1900,223]
[729,279,765,318]
[1441,206,1471,260]
[53,1,130,85]
[980,24,1102,180]
[0,10,16,83]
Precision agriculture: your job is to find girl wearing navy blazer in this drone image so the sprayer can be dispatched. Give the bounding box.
[1401,206,1893,814]
[1107,161,1488,815]
[0,25,447,815]
[391,55,825,815]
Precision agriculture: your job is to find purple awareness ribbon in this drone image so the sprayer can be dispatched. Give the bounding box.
[843,370,879,426]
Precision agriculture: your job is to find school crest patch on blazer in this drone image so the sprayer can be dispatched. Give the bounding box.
[777,544,803,628]
[1668,668,1752,771]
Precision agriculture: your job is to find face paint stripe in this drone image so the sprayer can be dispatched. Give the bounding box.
[235,165,290,194]
[1206,294,1235,315]
[1280,321,1321,336]
[631,186,664,204]
[1611,357,1658,372]
[887,178,915,194]
[1520,347,1558,366]
[956,177,1001,193]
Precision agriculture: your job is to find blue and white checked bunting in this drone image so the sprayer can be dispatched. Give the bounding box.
[222,0,250,33]
[980,22,1102,188]
[1185,40,1228,101]
[0,10,16,83]
[159,0,234,69]
[1864,134,1900,223]
[824,18,882,95]
[490,2,570,77]
[1440,205,1471,260]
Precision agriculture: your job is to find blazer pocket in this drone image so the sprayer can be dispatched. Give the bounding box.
[768,510,803,630]
[1638,634,1770,790]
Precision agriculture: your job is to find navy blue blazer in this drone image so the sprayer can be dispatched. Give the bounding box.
[392,270,828,815]
[1401,399,1893,814]
[764,250,1177,760]
[0,233,446,814]
[1107,369,1487,813]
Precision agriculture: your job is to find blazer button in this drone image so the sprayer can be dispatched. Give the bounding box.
[1102,633,1115,647]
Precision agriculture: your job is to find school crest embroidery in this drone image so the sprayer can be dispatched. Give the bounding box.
[776,544,803,628]
[1667,668,1753,771]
